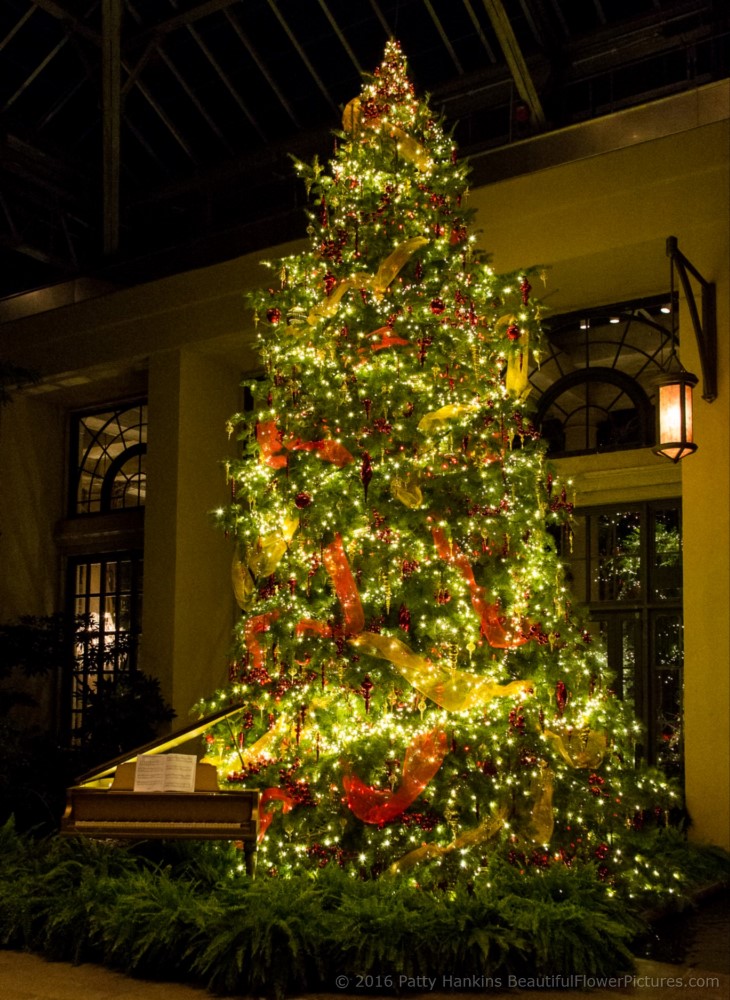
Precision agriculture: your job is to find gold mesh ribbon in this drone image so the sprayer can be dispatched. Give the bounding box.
[349,632,530,712]
[307,237,428,324]
[505,334,530,399]
[389,810,506,874]
[544,728,608,769]
[342,98,431,171]
[202,713,286,772]
[390,475,423,508]
[390,766,555,873]
[250,516,299,577]
[232,548,256,610]
[232,516,299,610]
[526,762,555,844]
[417,402,476,436]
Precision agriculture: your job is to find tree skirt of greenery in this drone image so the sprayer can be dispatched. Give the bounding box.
[1,822,728,998]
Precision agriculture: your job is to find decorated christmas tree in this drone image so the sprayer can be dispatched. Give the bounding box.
[204,41,676,883]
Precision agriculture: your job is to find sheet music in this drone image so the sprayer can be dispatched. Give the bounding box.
[134,754,197,792]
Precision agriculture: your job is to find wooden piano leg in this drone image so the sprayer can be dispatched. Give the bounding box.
[244,840,257,878]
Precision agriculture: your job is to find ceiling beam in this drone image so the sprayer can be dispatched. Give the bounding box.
[267,0,339,116]
[461,0,498,63]
[0,5,37,53]
[0,134,87,203]
[224,11,301,127]
[481,0,546,126]
[366,0,393,38]
[31,0,101,44]
[2,31,70,112]
[0,231,77,269]
[182,21,268,141]
[423,0,464,74]
[102,0,122,256]
[316,0,363,76]
[127,0,242,46]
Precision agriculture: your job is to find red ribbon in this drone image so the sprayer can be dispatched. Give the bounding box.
[432,528,527,649]
[343,729,448,824]
[365,327,410,352]
[257,421,354,469]
[243,611,280,670]
[258,787,296,842]
[257,421,287,468]
[295,534,364,638]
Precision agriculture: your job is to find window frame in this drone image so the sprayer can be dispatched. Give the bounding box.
[63,549,144,744]
[566,498,684,775]
[68,397,148,517]
[530,295,673,458]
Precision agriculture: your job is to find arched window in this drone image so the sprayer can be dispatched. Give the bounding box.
[529,296,672,456]
[71,401,147,514]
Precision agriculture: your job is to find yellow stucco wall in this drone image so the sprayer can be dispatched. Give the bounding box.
[144,348,243,722]
[0,395,65,620]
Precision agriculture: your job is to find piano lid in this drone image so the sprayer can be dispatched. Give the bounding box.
[73,702,246,787]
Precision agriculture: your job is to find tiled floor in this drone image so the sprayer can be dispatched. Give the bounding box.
[1,950,728,1000]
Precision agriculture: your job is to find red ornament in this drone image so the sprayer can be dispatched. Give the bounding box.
[509,706,525,732]
[398,603,411,632]
[430,298,445,315]
[361,451,373,499]
[436,588,451,605]
[294,491,312,508]
[506,323,521,341]
[417,336,433,366]
[555,680,569,716]
[520,277,532,304]
[324,271,337,295]
[266,307,281,324]
[361,675,374,713]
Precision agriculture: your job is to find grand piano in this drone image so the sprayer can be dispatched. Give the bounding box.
[61,705,259,873]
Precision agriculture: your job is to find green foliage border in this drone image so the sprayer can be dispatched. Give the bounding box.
[0,821,727,997]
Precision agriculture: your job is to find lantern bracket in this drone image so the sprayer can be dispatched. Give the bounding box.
[666,236,717,402]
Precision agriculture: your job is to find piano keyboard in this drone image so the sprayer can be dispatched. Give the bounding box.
[73,819,250,829]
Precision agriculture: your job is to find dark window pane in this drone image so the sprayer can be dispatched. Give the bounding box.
[654,613,682,668]
[69,553,143,741]
[652,507,682,600]
[621,617,639,703]
[567,501,683,774]
[595,510,642,601]
[655,670,682,778]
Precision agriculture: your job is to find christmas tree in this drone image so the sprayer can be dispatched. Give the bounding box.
[205,40,676,883]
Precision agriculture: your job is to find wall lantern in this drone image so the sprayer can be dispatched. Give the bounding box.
[654,236,717,462]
